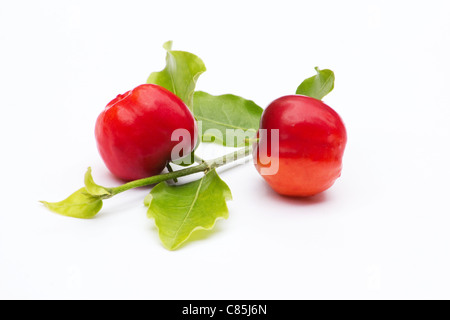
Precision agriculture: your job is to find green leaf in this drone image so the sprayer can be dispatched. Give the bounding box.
[147,41,206,109]
[146,169,232,250]
[84,167,112,197]
[40,188,103,219]
[296,67,335,100]
[193,91,263,147]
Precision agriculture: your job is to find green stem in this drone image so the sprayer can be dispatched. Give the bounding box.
[110,146,252,197]
[194,154,206,164]
[165,163,178,183]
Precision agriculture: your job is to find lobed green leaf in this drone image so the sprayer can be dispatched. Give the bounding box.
[147,41,206,110]
[40,188,103,219]
[145,169,232,250]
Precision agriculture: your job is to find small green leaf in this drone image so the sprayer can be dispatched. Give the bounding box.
[193,91,263,147]
[147,41,206,109]
[146,169,232,250]
[84,167,112,197]
[40,188,103,219]
[296,67,335,100]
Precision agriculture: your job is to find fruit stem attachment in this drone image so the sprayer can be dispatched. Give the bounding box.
[165,163,178,183]
[110,146,252,196]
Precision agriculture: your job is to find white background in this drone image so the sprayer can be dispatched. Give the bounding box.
[1,0,449,300]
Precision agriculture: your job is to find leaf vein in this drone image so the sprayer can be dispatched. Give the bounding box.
[195,116,249,131]
[171,176,205,243]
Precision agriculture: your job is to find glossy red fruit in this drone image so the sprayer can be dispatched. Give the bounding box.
[95,84,198,181]
[254,95,347,197]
